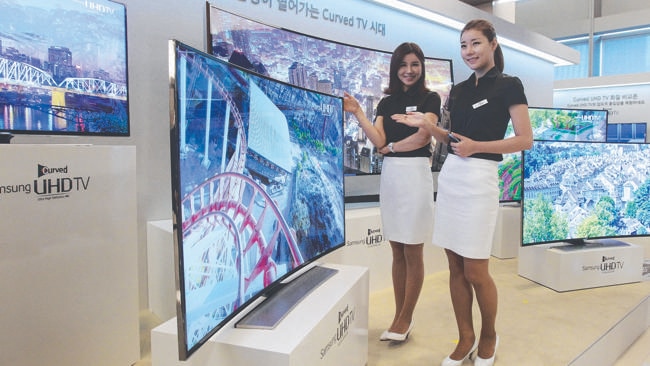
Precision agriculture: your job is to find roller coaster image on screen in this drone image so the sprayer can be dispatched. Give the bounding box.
[170,41,345,360]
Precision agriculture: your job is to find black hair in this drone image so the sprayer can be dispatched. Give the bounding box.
[462,19,504,72]
[384,42,429,95]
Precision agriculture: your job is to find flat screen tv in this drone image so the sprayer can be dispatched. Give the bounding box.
[0,0,129,136]
[521,140,650,247]
[169,40,345,360]
[207,5,453,176]
[607,122,647,143]
[499,107,608,203]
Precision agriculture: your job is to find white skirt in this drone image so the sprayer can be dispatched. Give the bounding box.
[433,154,499,259]
[380,157,434,244]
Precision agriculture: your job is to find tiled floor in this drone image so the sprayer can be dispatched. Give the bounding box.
[137,257,650,366]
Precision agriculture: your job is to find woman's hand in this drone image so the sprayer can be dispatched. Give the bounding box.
[391,111,426,128]
[343,92,361,114]
[448,132,475,157]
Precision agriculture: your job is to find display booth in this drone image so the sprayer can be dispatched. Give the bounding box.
[0,144,140,366]
[151,263,369,366]
[518,240,644,292]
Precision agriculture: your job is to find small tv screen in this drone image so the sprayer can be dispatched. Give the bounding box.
[0,0,129,136]
[607,122,647,143]
[521,140,650,246]
[499,107,608,202]
[169,40,345,360]
[207,5,453,176]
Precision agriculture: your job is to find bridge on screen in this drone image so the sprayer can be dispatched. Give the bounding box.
[0,56,126,130]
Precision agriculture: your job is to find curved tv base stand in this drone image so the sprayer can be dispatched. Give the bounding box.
[151,263,369,366]
[518,239,644,292]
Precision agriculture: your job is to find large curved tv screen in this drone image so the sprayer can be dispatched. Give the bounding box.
[169,41,345,360]
[0,0,129,136]
[207,5,453,176]
[522,140,650,246]
[499,107,608,202]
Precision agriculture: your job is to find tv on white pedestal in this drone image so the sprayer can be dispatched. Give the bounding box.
[518,239,644,292]
[151,263,369,366]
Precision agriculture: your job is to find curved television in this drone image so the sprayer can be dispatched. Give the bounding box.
[521,140,650,247]
[207,5,453,177]
[0,0,129,137]
[169,40,345,360]
[499,107,608,203]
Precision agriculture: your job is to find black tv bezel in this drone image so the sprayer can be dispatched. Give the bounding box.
[520,139,650,247]
[0,0,130,137]
[205,4,454,178]
[169,39,346,360]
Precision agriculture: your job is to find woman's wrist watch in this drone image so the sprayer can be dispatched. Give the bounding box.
[387,142,395,153]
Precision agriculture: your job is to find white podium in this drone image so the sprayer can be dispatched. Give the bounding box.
[0,144,139,366]
[491,204,521,259]
[151,263,369,366]
[518,239,644,292]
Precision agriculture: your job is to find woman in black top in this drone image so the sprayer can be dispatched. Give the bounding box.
[344,42,441,342]
[393,20,533,365]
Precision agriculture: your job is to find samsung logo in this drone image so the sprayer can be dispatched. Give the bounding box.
[38,164,68,177]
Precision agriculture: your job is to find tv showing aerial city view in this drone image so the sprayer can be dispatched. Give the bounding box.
[522,141,650,246]
[0,0,129,136]
[207,5,453,176]
[498,107,608,202]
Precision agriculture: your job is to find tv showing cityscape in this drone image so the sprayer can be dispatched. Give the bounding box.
[207,5,453,175]
[170,40,345,360]
[499,107,608,202]
[0,0,129,136]
[521,141,650,246]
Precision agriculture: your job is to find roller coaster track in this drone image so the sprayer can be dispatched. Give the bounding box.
[179,52,302,309]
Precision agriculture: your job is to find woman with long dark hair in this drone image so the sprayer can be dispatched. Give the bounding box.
[344,42,441,342]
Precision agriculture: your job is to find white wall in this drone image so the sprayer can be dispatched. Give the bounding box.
[515,0,650,39]
[7,0,568,312]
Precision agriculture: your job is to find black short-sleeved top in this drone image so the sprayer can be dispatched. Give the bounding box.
[376,89,441,158]
[447,67,528,161]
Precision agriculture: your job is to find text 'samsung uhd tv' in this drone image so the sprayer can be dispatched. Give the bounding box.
[207,5,453,176]
[521,140,650,247]
[0,0,129,136]
[169,40,345,360]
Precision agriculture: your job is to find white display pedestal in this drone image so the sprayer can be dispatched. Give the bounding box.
[151,263,369,366]
[323,203,447,292]
[491,204,521,259]
[0,144,139,366]
[518,240,644,292]
[147,219,177,321]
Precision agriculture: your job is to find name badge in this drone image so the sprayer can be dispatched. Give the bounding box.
[472,99,488,109]
[405,106,417,112]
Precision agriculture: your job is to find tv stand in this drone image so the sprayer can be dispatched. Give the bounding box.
[518,240,643,292]
[236,265,338,329]
[550,238,632,251]
[151,263,369,366]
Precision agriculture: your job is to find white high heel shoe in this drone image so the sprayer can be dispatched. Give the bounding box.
[379,322,414,342]
[440,338,478,366]
[474,336,499,366]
